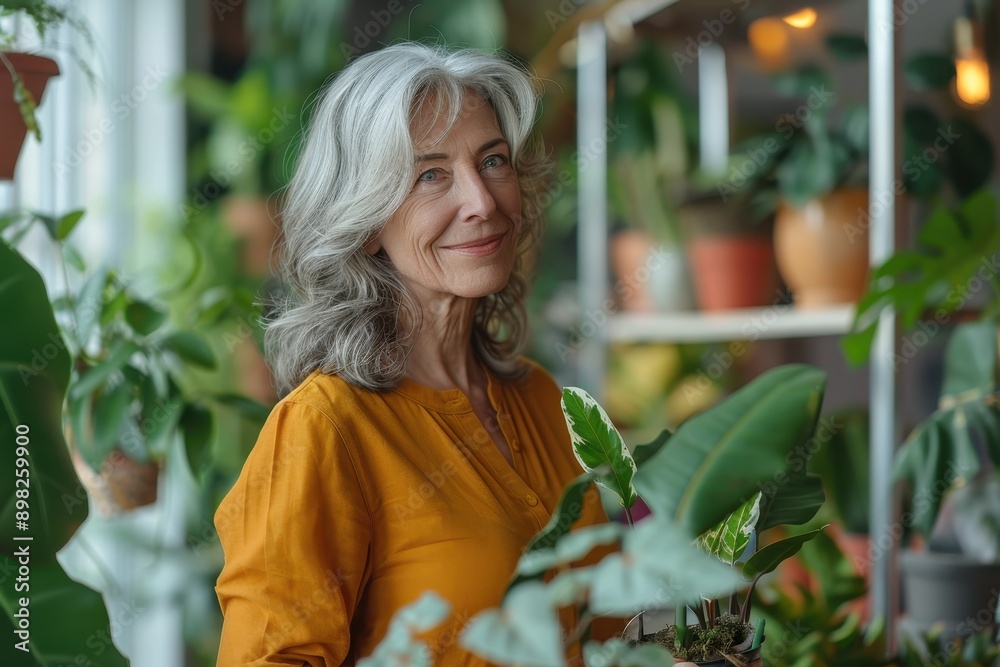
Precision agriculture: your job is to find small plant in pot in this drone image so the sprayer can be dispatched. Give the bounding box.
[844,189,1000,640]
[0,0,94,179]
[729,34,993,310]
[568,369,829,665]
[352,365,832,667]
[2,209,238,514]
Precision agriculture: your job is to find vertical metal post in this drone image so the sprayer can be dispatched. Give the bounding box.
[697,43,729,176]
[577,21,608,398]
[868,0,902,651]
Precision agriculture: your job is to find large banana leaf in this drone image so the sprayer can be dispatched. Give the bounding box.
[0,241,127,665]
[633,365,826,538]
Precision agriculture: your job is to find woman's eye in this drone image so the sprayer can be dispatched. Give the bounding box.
[483,154,508,169]
[417,169,438,183]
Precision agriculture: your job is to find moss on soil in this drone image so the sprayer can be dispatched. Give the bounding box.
[645,614,752,662]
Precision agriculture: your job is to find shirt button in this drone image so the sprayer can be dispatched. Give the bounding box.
[524,493,538,507]
[510,438,521,452]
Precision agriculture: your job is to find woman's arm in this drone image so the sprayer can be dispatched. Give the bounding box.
[215,400,373,666]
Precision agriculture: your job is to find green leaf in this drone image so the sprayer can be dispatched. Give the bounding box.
[163,330,216,369]
[527,474,595,554]
[966,402,1000,466]
[212,392,271,422]
[460,582,565,667]
[809,410,869,533]
[0,241,88,562]
[587,517,745,616]
[81,381,132,470]
[902,105,943,145]
[124,299,167,336]
[62,242,86,272]
[941,322,996,398]
[772,64,831,98]
[633,365,826,538]
[69,339,139,401]
[389,591,451,634]
[562,387,637,509]
[508,474,596,591]
[840,105,869,156]
[698,493,761,566]
[631,429,672,468]
[841,321,879,366]
[583,639,674,667]
[516,523,625,578]
[777,140,837,207]
[893,419,954,536]
[181,403,214,475]
[357,592,450,667]
[826,34,868,61]
[757,473,826,531]
[0,558,128,666]
[905,53,956,90]
[29,211,60,240]
[142,395,184,455]
[75,268,111,347]
[56,209,85,240]
[742,527,826,579]
[948,119,994,198]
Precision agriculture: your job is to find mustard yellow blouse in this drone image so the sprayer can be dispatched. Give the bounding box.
[214,360,613,666]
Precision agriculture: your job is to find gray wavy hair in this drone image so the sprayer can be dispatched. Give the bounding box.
[265,43,549,395]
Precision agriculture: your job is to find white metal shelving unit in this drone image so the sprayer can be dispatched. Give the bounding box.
[576,0,903,650]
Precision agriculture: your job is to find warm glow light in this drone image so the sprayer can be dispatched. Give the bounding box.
[782,8,817,29]
[955,55,991,106]
[748,18,789,68]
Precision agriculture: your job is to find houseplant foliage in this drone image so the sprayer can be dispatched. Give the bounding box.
[844,188,1000,636]
[0,238,127,665]
[353,365,829,666]
[0,1,95,179]
[3,211,221,503]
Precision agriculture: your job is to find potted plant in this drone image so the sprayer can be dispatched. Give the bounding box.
[558,366,828,665]
[607,42,694,313]
[731,35,993,309]
[0,0,93,180]
[2,209,231,514]
[844,189,1000,640]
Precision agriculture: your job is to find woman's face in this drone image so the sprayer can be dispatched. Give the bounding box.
[368,92,522,306]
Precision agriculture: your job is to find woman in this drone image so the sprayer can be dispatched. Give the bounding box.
[214,43,612,665]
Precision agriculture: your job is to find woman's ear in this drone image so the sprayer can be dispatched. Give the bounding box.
[364,237,381,255]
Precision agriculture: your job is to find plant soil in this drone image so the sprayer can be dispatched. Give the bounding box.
[646,614,752,662]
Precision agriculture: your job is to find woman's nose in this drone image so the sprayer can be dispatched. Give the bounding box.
[456,169,497,221]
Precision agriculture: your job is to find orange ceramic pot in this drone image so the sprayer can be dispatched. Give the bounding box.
[0,52,60,180]
[774,188,870,308]
[687,235,777,311]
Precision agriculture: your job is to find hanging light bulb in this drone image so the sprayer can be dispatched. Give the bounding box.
[953,11,991,107]
[782,8,818,29]
[748,17,790,69]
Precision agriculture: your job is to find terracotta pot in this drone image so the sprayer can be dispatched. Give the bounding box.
[0,52,60,180]
[610,230,693,313]
[70,447,159,516]
[774,188,870,308]
[687,235,777,311]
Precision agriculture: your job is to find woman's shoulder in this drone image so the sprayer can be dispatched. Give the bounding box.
[273,369,380,425]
